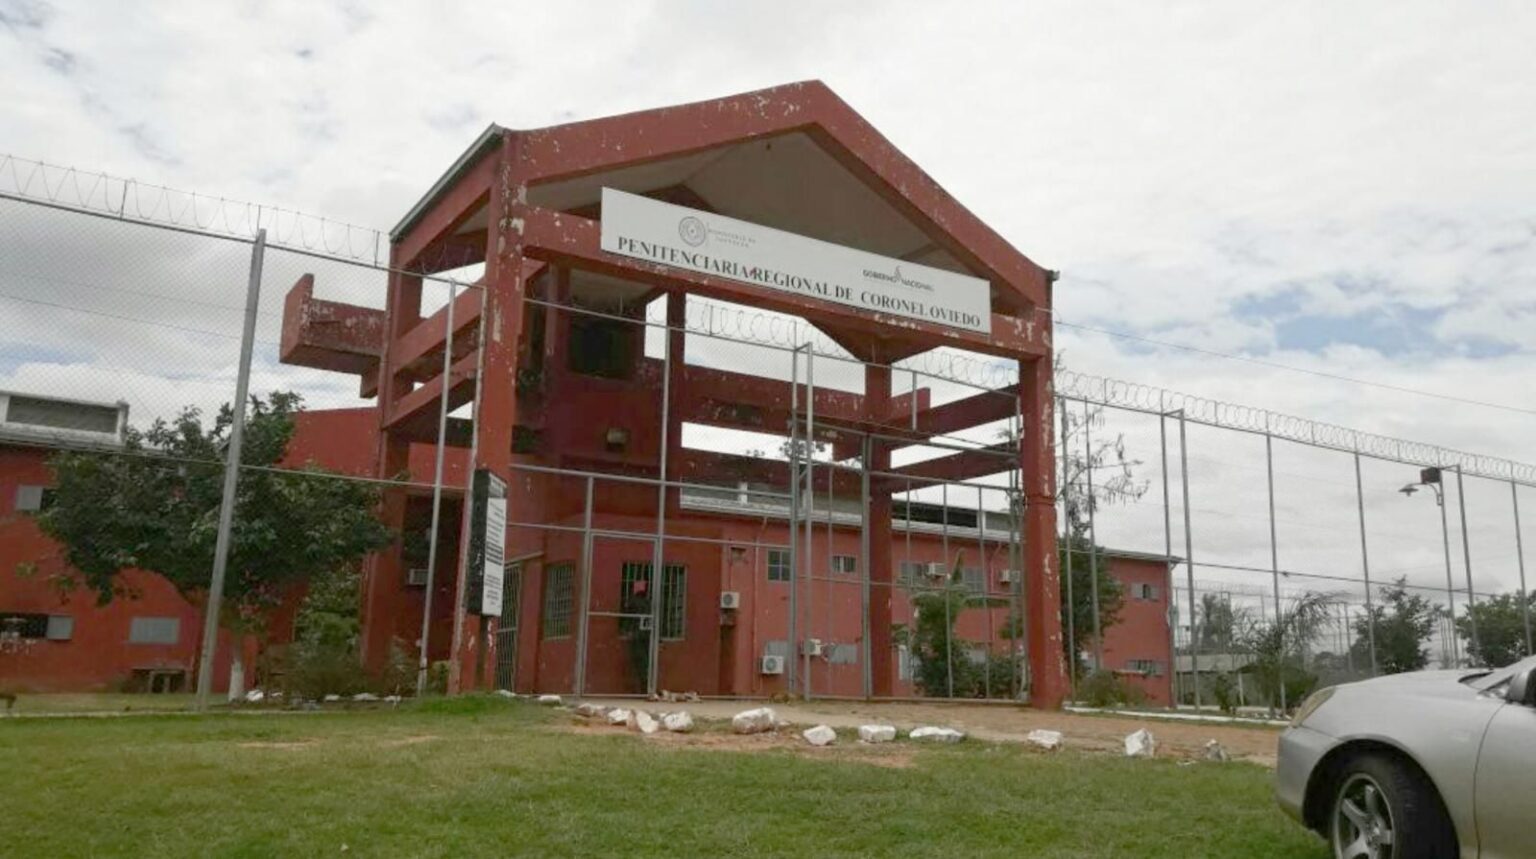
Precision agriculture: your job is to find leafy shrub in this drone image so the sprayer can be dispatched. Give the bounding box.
[1078,669,1147,708]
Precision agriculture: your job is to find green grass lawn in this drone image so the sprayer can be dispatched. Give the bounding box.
[0,697,1324,858]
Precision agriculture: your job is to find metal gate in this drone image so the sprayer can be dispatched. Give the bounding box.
[493,563,522,691]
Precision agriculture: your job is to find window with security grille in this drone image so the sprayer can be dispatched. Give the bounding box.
[898,561,925,587]
[0,613,48,639]
[767,549,791,582]
[619,562,687,640]
[960,567,984,594]
[1126,659,1164,676]
[828,643,858,665]
[1133,583,1161,600]
[831,554,858,575]
[128,617,179,645]
[542,563,574,639]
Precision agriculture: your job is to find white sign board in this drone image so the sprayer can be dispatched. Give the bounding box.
[600,188,991,335]
[481,496,506,617]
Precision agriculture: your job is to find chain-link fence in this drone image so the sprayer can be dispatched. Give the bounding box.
[1,154,1531,715]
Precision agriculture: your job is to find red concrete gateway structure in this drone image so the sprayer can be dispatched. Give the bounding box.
[281,81,1068,707]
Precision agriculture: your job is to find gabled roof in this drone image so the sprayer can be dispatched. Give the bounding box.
[394,81,1051,314]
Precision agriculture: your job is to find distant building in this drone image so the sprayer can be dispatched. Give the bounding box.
[1,390,1175,700]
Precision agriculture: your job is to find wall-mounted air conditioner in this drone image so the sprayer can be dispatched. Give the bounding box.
[406,567,429,587]
[924,562,947,578]
[998,569,1020,585]
[760,655,786,675]
[720,591,741,610]
[801,638,824,657]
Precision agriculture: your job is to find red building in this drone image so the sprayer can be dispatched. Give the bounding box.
[0,83,1173,705]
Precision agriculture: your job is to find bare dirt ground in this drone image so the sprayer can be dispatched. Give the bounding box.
[581,698,1283,766]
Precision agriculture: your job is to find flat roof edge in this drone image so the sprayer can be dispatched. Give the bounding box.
[389,123,504,243]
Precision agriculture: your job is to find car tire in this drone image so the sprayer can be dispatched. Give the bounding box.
[1328,753,1456,859]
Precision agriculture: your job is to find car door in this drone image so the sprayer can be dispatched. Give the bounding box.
[1475,696,1536,858]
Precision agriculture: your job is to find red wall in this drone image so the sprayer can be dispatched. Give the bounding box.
[1100,556,1175,706]
[0,447,240,693]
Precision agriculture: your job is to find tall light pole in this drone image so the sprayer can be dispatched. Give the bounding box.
[1400,467,1459,666]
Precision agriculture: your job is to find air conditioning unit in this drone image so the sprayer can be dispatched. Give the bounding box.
[406,567,429,587]
[801,638,824,657]
[760,654,786,675]
[638,616,654,631]
[720,591,742,610]
[998,569,1020,585]
[924,562,947,578]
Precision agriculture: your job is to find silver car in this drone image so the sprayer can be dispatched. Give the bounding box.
[1277,655,1536,858]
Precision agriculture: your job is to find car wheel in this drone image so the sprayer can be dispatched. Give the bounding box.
[1329,754,1455,859]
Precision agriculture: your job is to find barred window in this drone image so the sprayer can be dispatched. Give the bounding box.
[828,643,858,665]
[1126,659,1164,676]
[619,562,687,640]
[831,555,858,575]
[542,563,574,639]
[767,549,791,582]
[960,567,984,595]
[898,561,926,587]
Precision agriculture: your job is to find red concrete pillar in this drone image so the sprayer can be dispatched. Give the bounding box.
[865,362,894,697]
[449,138,526,693]
[361,268,424,672]
[1021,355,1068,708]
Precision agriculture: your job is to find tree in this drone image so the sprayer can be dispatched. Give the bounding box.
[1352,578,1438,674]
[35,392,392,693]
[1457,592,1536,668]
[1196,593,1245,652]
[1051,365,1146,670]
[1238,591,1336,713]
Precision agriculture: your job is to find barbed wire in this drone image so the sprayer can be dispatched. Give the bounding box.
[4,152,1533,486]
[0,153,387,266]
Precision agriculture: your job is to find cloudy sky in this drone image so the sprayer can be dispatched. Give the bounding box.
[3,1,1535,626]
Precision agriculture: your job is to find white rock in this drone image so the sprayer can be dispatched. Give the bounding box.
[909,726,965,743]
[732,707,778,734]
[632,710,660,734]
[322,694,340,703]
[661,711,695,733]
[495,689,517,699]
[1204,739,1230,762]
[857,725,897,744]
[1124,728,1156,758]
[607,708,633,726]
[536,694,562,706]
[574,702,607,718]
[352,692,379,702]
[243,689,265,703]
[803,725,837,746]
[1026,729,1064,751]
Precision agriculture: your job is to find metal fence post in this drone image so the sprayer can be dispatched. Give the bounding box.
[787,346,800,696]
[1177,411,1201,710]
[1264,429,1287,711]
[646,299,674,696]
[194,228,265,711]
[1353,451,1379,674]
[1455,466,1481,662]
[574,475,595,696]
[1083,400,1104,672]
[416,276,458,697]
[802,349,815,699]
[1159,411,1177,708]
[1513,480,1533,658]
[1060,399,1077,700]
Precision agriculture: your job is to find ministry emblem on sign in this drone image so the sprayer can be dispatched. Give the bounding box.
[678,215,708,246]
